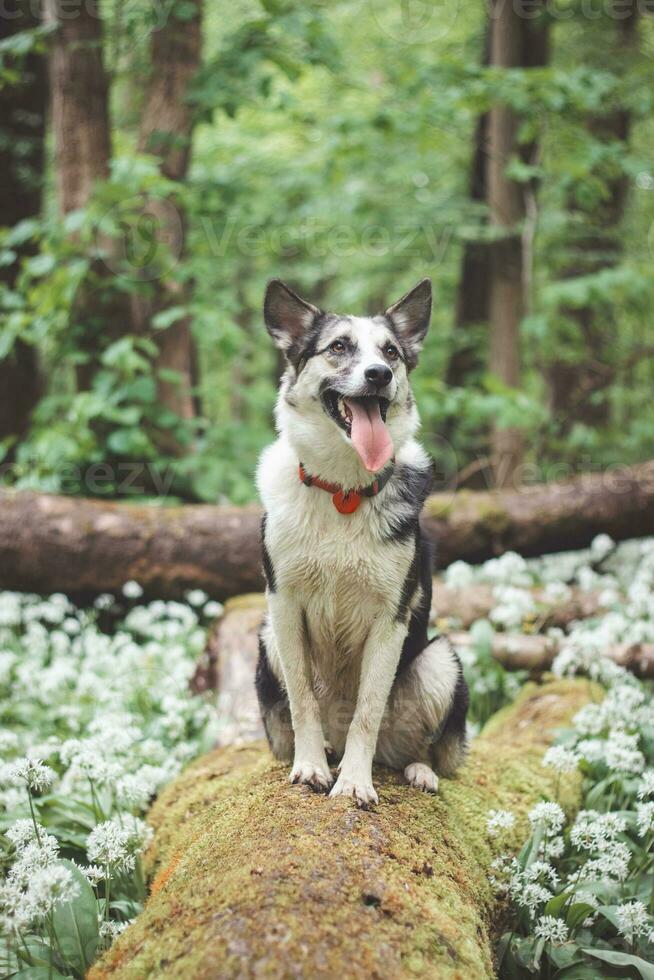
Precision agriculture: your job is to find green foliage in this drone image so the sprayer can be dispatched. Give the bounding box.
[1,2,654,502]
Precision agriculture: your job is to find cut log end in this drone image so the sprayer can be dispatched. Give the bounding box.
[89,679,591,980]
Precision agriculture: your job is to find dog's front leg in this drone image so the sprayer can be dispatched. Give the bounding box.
[330,616,406,808]
[268,593,332,791]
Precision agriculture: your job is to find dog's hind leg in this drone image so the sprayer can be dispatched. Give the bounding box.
[375,636,469,786]
[255,626,293,762]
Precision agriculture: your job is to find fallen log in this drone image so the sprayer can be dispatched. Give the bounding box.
[89,679,589,980]
[450,630,654,679]
[431,582,609,630]
[1,458,653,599]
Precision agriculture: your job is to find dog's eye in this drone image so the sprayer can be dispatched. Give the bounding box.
[329,340,346,354]
[385,344,399,360]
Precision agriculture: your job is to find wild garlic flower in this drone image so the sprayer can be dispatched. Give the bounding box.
[637,770,654,800]
[542,746,579,774]
[27,863,79,919]
[516,882,552,913]
[528,802,565,834]
[6,757,57,793]
[87,816,152,873]
[5,818,44,850]
[615,901,651,945]
[604,730,645,775]
[534,915,569,943]
[486,809,516,836]
[122,580,143,599]
[444,560,476,589]
[636,802,654,837]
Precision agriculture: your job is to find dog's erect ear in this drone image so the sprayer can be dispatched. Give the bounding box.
[264,279,320,356]
[385,278,432,368]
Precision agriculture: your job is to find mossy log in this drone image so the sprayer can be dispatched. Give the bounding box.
[1,458,653,599]
[90,679,590,980]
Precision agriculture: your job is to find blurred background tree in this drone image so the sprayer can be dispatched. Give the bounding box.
[0,0,653,504]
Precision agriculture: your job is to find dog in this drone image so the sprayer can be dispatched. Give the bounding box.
[255,277,469,807]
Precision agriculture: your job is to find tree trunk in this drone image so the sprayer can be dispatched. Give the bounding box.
[445,30,491,397]
[132,1,203,432]
[0,0,46,456]
[44,0,111,215]
[88,679,589,980]
[486,0,528,488]
[0,459,652,599]
[43,0,123,392]
[446,9,548,479]
[546,2,638,431]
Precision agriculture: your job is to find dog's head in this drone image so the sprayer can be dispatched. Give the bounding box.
[264,279,431,477]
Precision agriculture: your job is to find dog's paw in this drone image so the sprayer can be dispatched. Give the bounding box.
[289,759,333,792]
[404,762,439,794]
[329,772,379,809]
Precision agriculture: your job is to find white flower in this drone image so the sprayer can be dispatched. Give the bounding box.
[122,580,143,599]
[542,746,579,774]
[7,757,57,793]
[517,882,552,913]
[528,802,565,833]
[486,809,515,836]
[534,915,569,943]
[636,802,654,837]
[444,560,476,589]
[604,730,645,775]
[79,863,105,885]
[615,901,651,944]
[186,590,208,607]
[637,770,654,800]
[27,863,79,919]
[5,819,43,850]
[203,600,224,619]
[590,534,614,561]
[87,816,152,872]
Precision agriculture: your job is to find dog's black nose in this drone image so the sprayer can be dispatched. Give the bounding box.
[365,364,393,388]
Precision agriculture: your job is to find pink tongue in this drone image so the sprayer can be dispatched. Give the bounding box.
[344,398,394,473]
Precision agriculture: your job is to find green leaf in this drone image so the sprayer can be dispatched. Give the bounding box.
[52,859,100,972]
[566,903,597,931]
[582,948,654,979]
[151,305,188,330]
[544,891,571,918]
[11,969,68,979]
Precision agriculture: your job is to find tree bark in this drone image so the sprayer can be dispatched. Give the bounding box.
[43,0,124,392]
[487,0,526,488]
[44,0,110,216]
[0,0,46,455]
[88,679,589,980]
[1,459,652,599]
[546,2,638,431]
[132,1,203,432]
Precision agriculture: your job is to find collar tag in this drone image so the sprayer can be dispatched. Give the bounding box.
[333,489,362,514]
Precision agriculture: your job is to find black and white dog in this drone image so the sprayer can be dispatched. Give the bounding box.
[256,278,469,807]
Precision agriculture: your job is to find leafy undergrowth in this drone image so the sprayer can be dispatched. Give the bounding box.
[0,585,222,978]
[446,537,654,978]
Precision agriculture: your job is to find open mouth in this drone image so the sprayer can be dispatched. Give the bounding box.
[321,391,393,473]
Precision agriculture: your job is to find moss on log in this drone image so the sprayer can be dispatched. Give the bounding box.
[90,679,591,980]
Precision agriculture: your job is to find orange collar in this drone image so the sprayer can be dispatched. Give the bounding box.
[298,461,394,514]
